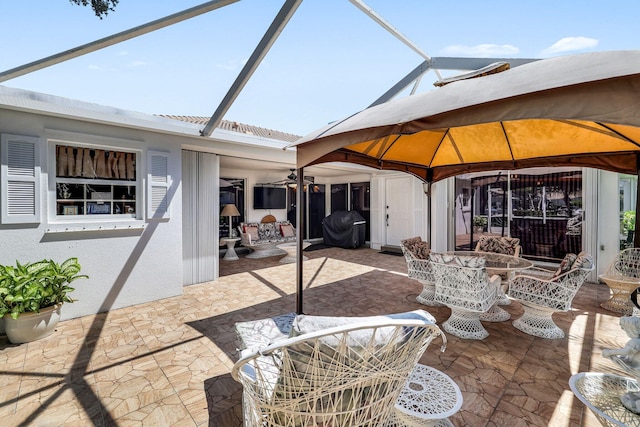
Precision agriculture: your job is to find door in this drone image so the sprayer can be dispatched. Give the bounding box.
[385,176,412,246]
[182,150,218,285]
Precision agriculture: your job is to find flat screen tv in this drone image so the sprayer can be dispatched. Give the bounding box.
[253,186,287,209]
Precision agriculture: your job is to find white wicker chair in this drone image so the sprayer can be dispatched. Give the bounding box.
[509,253,594,339]
[474,235,522,306]
[400,237,441,306]
[232,315,445,427]
[600,248,640,314]
[430,254,501,340]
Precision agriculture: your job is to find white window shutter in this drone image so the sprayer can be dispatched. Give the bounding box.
[1,134,40,224]
[147,150,170,219]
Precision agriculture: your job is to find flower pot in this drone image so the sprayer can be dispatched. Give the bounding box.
[474,226,484,235]
[4,304,62,344]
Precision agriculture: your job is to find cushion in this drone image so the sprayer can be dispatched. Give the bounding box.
[553,253,577,278]
[429,253,455,264]
[429,253,485,268]
[401,237,431,260]
[573,251,594,270]
[477,236,520,256]
[280,223,295,238]
[258,222,278,240]
[235,312,296,354]
[244,225,259,241]
[454,255,486,268]
[289,309,436,342]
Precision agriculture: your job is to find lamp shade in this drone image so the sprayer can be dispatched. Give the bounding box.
[221,204,240,217]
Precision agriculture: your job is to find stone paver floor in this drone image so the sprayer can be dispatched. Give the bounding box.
[0,246,632,426]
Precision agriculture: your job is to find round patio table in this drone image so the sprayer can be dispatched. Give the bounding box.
[569,372,640,427]
[446,251,533,321]
[389,364,463,427]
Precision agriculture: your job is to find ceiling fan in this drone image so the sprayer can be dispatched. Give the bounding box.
[258,169,313,186]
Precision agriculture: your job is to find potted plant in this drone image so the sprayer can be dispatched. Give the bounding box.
[0,257,88,344]
[473,216,487,234]
[623,210,636,247]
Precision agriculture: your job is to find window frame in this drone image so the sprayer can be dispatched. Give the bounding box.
[46,134,145,228]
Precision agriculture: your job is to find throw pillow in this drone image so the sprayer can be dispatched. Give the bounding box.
[244,225,259,241]
[280,223,295,238]
[553,252,577,278]
[573,251,594,270]
[258,222,278,240]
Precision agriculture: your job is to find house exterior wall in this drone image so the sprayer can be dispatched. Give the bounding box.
[0,108,183,320]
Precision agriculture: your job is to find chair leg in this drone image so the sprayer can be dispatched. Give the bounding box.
[416,282,443,307]
[512,304,565,339]
[443,308,489,340]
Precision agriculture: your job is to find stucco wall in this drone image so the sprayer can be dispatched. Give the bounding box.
[0,109,183,320]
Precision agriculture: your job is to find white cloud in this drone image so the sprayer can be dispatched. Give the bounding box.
[441,43,519,56]
[118,50,128,56]
[541,37,599,55]
[87,65,100,70]
[127,60,146,68]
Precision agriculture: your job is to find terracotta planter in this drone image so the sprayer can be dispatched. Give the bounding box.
[4,304,62,344]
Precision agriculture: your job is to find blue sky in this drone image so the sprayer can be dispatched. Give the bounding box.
[1,1,638,136]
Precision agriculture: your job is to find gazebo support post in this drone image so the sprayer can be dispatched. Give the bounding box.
[296,167,304,314]
[635,159,640,248]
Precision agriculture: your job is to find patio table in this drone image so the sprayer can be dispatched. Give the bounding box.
[599,273,640,315]
[389,363,463,427]
[446,251,533,321]
[570,372,640,427]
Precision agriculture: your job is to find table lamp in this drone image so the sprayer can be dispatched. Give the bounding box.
[221,203,241,238]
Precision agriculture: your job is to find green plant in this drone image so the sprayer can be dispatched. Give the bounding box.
[0,258,88,320]
[473,216,488,228]
[623,210,636,232]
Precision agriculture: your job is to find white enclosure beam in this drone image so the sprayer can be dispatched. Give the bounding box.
[370,56,540,107]
[200,0,303,137]
[0,0,239,83]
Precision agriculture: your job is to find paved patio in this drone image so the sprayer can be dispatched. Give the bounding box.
[0,246,632,426]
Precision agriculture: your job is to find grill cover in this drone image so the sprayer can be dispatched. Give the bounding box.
[322,210,366,248]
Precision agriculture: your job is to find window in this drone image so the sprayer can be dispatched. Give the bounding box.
[55,144,138,218]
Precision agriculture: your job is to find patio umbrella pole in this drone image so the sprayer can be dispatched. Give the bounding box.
[296,167,304,314]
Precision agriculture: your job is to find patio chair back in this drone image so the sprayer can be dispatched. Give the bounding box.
[400,236,432,282]
[608,247,640,278]
[508,252,594,338]
[510,266,593,312]
[430,254,498,313]
[231,316,444,427]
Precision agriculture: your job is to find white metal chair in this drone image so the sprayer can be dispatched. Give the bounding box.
[430,254,501,340]
[509,252,594,339]
[400,237,441,306]
[232,314,445,427]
